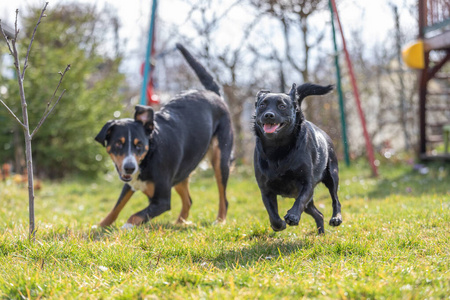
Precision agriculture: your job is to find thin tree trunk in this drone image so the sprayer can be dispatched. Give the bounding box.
[1,3,67,240]
[13,126,25,173]
[25,135,35,239]
[16,58,35,239]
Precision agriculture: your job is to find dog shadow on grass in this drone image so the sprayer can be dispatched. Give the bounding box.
[36,221,349,271]
[204,233,328,269]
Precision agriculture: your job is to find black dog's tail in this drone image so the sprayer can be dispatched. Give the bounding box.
[296,83,334,105]
[176,43,221,96]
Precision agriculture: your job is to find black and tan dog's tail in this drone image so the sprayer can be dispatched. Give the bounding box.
[295,83,334,105]
[176,43,221,96]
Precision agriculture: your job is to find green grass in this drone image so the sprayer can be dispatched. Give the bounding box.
[0,160,449,299]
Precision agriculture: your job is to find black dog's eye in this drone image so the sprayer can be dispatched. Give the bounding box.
[259,102,266,109]
[278,104,286,110]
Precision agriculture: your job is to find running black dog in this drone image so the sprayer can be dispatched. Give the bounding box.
[95,44,233,228]
[253,83,342,234]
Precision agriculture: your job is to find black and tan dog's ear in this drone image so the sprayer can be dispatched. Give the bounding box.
[95,120,116,147]
[255,90,270,107]
[134,105,155,134]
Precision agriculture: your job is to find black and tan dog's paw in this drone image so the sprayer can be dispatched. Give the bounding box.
[329,214,342,226]
[284,213,300,226]
[270,219,287,232]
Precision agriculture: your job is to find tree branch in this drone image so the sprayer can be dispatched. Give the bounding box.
[31,64,70,139]
[14,9,19,40]
[281,18,303,75]
[31,90,66,139]
[0,99,26,129]
[43,64,71,116]
[22,2,49,79]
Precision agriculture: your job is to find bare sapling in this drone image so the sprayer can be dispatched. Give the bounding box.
[0,2,70,240]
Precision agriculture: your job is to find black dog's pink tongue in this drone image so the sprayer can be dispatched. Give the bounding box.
[264,124,279,133]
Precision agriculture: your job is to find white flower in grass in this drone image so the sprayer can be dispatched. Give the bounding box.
[99,266,108,272]
[121,223,134,230]
[400,284,413,291]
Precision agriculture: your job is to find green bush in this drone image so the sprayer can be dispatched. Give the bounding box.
[0,3,125,177]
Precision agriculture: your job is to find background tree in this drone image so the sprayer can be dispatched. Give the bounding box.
[156,0,335,162]
[247,0,337,138]
[339,15,418,156]
[0,3,125,178]
[155,0,265,163]
[0,3,71,240]
[249,0,328,83]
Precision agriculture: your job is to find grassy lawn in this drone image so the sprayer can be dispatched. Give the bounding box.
[0,159,449,299]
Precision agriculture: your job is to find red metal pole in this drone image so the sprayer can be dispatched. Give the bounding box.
[330,0,378,176]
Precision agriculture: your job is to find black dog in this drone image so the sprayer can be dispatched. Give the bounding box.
[253,83,342,234]
[95,44,233,228]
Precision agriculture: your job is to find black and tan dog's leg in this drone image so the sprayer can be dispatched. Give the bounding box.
[99,184,134,227]
[284,184,314,226]
[261,192,286,231]
[126,185,171,226]
[323,161,342,227]
[304,198,325,234]
[210,136,231,224]
[174,178,192,224]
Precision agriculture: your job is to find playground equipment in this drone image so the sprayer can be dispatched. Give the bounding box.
[402,0,450,160]
[329,1,350,168]
[329,0,379,176]
[402,40,425,69]
[141,0,159,107]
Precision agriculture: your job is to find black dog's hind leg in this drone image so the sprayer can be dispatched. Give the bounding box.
[284,183,314,226]
[323,157,342,227]
[99,184,134,227]
[304,198,325,234]
[261,191,286,231]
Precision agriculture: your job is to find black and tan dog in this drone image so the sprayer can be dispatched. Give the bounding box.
[95,44,233,228]
[253,83,342,234]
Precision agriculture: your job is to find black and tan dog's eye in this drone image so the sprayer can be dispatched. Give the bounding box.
[136,143,143,151]
[278,104,286,110]
[115,141,123,149]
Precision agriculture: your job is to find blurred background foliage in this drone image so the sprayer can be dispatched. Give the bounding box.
[0,4,124,178]
[1,0,447,179]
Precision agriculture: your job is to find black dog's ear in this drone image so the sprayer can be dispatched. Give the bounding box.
[134,105,155,134]
[255,90,270,107]
[95,120,116,147]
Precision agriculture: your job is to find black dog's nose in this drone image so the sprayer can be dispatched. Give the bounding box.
[264,112,275,119]
[123,163,136,174]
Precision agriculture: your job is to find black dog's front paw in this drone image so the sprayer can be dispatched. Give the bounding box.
[329,214,342,226]
[284,212,300,226]
[270,219,286,232]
